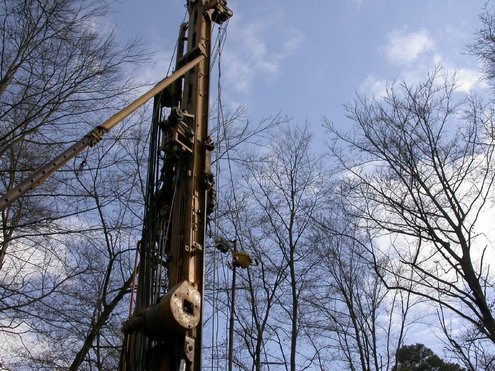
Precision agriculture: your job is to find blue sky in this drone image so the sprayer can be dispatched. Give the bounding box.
[105,0,491,357]
[109,0,486,137]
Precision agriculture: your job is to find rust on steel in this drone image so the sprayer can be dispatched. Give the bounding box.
[121,1,232,370]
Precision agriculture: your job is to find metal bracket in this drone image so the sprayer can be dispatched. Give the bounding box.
[184,336,195,363]
[185,241,203,255]
[85,126,108,147]
[160,108,195,155]
[199,0,233,24]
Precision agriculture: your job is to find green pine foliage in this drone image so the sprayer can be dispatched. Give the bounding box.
[393,344,465,371]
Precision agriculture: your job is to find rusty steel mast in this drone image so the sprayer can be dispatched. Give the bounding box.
[121,1,232,370]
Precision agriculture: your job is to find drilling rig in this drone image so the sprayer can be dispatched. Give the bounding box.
[120,1,232,370]
[0,1,232,370]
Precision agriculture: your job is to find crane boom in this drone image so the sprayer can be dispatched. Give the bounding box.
[0,55,204,212]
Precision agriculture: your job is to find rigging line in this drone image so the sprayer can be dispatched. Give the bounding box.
[142,93,165,307]
[210,19,226,370]
[150,107,162,303]
[148,5,185,295]
[210,20,229,72]
[128,240,141,318]
[211,24,222,371]
[147,5,183,299]
[136,7,185,119]
[210,21,229,369]
[166,8,188,77]
[215,22,245,370]
[154,162,180,302]
[210,23,219,69]
[222,133,237,371]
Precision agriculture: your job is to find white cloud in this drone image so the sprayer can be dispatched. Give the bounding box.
[282,28,304,57]
[383,29,435,65]
[449,67,485,93]
[138,49,175,87]
[361,27,485,98]
[222,12,304,95]
[345,0,368,10]
[359,75,388,98]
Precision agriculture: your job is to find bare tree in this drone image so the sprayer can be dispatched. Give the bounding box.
[0,0,146,368]
[1,112,149,369]
[212,184,289,370]
[325,69,495,366]
[0,0,143,269]
[67,121,148,370]
[469,3,495,87]
[217,124,326,370]
[307,208,416,371]
[203,109,290,370]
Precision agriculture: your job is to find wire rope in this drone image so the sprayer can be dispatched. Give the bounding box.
[151,6,189,301]
[210,18,232,370]
[214,18,248,370]
[211,23,223,371]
